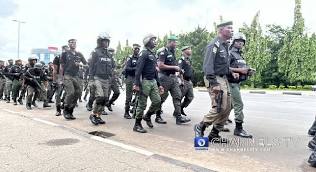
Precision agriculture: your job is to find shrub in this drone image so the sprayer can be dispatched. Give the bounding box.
[268,85,277,89]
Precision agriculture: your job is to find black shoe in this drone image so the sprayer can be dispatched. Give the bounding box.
[26,104,32,110]
[181,107,187,116]
[308,150,316,167]
[234,128,252,138]
[6,99,10,103]
[89,114,99,125]
[55,111,62,116]
[48,100,54,103]
[143,113,153,128]
[63,108,74,120]
[308,118,316,136]
[107,104,113,112]
[155,116,167,124]
[101,110,108,115]
[176,116,190,125]
[43,102,51,108]
[308,137,316,150]
[13,100,17,105]
[220,127,230,132]
[208,133,229,144]
[124,111,132,119]
[194,123,206,137]
[86,104,93,111]
[18,99,23,105]
[133,119,147,133]
[79,99,82,102]
[32,102,38,108]
[96,116,106,124]
[227,119,233,123]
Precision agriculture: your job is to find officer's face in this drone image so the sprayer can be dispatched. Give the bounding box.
[233,40,245,49]
[220,25,234,39]
[8,60,13,65]
[169,40,177,49]
[148,38,157,49]
[184,48,192,57]
[133,48,140,55]
[68,41,77,50]
[16,61,22,65]
[100,39,109,48]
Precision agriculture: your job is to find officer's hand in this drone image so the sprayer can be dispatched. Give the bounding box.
[212,85,221,94]
[159,86,164,95]
[174,66,181,72]
[133,85,140,92]
[240,68,249,75]
[232,72,239,79]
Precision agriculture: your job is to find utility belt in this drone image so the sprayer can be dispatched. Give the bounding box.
[95,75,111,80]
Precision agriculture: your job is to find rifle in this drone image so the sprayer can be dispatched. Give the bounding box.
[26,71,45,92]
[215,90,224,113]
[130,92,139,119]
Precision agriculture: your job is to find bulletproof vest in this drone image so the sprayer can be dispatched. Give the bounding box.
[12,65,22,80]
[228,49,249,83]
[159,48,177,75]
[179,57,194,80]
[63,51,81,76]
[94,48,114,79]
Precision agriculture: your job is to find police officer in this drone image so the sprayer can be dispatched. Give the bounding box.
[156,35,190,125]
[24,63,49,110]
[133,34,164,133]
[46,62,55,103]
[17,56,38,104]
[124,44,140,119]
[88,32,114,125]
[194,21,238,143]
[228,32,253,138]
[308,116,316,136]
[107,48,120,112]
[178,46,194,117]
[10,59,23,105]
[53,45,69,116]
[3,59,14,103]
[0,60,6,100]
[60,39,87,120]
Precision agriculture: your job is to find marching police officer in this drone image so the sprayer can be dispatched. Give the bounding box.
[107,48,120,112]
[178,46,194,117]
[0,60,6,100]
[228,32,253,138]
[88,33,114,125]
[53,45,69,116]
[133,34,164,133]
[156,35,190,125]
[10,59,23,105]
[194,21,238,143]
[3,59,14,103]
[46,62,55,103]
[124,44,140,119]
[60,39,87,120]
[24,62,49,110]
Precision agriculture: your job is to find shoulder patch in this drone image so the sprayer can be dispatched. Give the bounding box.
[214,41,220,48]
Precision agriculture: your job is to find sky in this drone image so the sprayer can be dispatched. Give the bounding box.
[0,0,315,61]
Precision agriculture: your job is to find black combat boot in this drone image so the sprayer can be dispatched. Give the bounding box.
[308,117,316,136]
[176,114,191,125]
[208,128,229,144]
[106,103,113,112]
[55,105,62,116]
[101,110,108,115]
[143,111,154,128]
[96,115,105,124]
[18,98,23,105]
[308,149,316,167]
[308,136,316,150]
[89,114,99,125]
[63,107,72,120]
[32,101,38,108]
[6,97,10,103]
[13,98,17,105]
[155,110,167,124]
[194,122,207,137]
[26,103,32,110]
[234,122,253,138]
[43,101,51,108]
[124,107,132,119]
[133,118,147,133]
[68,107,76,120]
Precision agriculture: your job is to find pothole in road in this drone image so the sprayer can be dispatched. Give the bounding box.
[88,131,115,138]
[44,138,80,146]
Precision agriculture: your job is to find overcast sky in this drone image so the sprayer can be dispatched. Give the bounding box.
[0,0,315,61]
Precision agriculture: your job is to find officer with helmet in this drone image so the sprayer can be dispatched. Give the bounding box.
[228,32,254,138]
[88,32,114,125]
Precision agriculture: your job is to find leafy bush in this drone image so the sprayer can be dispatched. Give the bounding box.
[268,85,278,89]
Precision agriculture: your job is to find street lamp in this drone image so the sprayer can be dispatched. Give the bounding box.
[12,19,26,59]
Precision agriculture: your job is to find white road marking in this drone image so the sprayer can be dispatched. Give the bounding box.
[32,118,60,127]
[90,136,154,156]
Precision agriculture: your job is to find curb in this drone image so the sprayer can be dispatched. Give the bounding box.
[282,92,302,96]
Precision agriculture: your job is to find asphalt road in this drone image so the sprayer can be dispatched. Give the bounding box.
[0,89,315,172]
